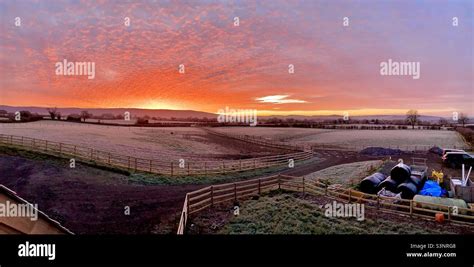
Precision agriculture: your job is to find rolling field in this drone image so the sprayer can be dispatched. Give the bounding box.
[0,121,284,160]
[213,127,468,149]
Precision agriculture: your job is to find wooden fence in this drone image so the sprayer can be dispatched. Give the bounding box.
[177,175,474,234]
[0,134,312,176]
[204,128,309,152]
[177,175,283,234]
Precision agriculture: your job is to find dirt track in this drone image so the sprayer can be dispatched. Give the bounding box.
[280,150,373,176]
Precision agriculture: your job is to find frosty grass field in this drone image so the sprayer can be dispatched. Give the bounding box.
[214,127,467,149]
[0,121,236,160]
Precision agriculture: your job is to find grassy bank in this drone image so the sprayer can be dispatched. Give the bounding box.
[214,193,457,234]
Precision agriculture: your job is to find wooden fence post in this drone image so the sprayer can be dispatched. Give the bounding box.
[127,156,131,169]
[409,201,413,216]
[186,194,190,214]
[171,162,174,176]
[348,189,352,203]
[187,162,190,175]
[376,195,380,209]
[448,207,451,221]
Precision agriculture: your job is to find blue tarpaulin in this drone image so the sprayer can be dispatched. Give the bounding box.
[419,180,444,197]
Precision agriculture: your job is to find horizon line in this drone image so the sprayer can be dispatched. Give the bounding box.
[0,104,469,118]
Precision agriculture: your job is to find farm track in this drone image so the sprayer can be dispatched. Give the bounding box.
[280,150,374,176]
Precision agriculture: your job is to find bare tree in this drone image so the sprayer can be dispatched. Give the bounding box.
[80,110,91,122]
[47,107,59,120]
[459,113,469,127]
[406,109,419,129]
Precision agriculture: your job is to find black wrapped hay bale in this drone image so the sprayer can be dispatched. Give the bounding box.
[360,172,387,194]
[378,177,401,193]
[390,163,412,183]
[409,175,426,190]
[398,182,418,199]
[398,175,428,199]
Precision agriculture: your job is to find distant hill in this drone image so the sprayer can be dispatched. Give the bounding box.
[0,105,458,122]
[0,105,217,119]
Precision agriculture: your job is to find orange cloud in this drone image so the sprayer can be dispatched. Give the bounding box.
[0,0,472,116]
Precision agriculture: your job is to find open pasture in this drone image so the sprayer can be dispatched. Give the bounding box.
[213,127,468,150]
[0,121,282,161]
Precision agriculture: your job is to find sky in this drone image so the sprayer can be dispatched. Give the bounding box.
[0,0,473,116]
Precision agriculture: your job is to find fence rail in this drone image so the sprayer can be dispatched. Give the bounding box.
[203,128,468,153]
[177,175,474,234]
[204,128,309,152]
[0,134,312,176]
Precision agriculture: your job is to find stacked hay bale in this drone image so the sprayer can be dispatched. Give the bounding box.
[360,162,426,199]
[360,172,386,194]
